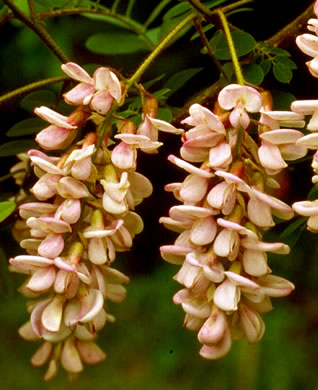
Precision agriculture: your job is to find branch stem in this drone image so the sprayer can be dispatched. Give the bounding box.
[0,76,69,105]
[217,9,244,85]
[125,12,196,92]
[2,0,70,63]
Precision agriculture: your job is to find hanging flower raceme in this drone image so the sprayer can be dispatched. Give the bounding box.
[160,84,298,360]
[292,1,318,231]
[8,61,181,380]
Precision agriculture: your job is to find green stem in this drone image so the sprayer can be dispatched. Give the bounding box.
[188,0,254,18]
[94,104,119,161]
[234,127,244,158]
[2,0,70,63]
[126,0,136,17]
[217,9,244,85]
[125,12,196,92]
[0,75,69,105]
[143,0,173,31]
[194,18,229,82]
[111,0,121,13]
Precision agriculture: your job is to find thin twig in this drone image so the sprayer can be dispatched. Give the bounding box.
[2,0,70,63]
[174,1,315,122]
[0,76,69,105]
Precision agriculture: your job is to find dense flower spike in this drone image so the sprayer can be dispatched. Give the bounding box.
[160,83,301,360]
[8,62,176,380]
[292,1,318,232]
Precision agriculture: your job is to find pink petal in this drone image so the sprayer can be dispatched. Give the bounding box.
[213,279,240,311]
[41,295,65,332]
[36,126,77,151]
[147,116,184,134]
[239,303,265,343]
[56,177,89,199]
[296,33,318,57]
[190,216,217,246]
[198,307,227,345]
[76,340,106,364]
[199,327,232,359]
[111,141,135,170]
[34,107,77,129]
[168,155,213,177]
[79,289,104,323]
[61,337,83,373]
[258,141,287,170]
[61,62,94,84]
[90,90,113,115]
[208,141,232,168]
[38,234,64,258]
[260,129,304,144]
[26,265,56,292]
[64,83,95,105]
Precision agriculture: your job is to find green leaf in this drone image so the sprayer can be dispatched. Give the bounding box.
[145,27,161,46]
[274,55,297,69]
[269,47,291,56]
[6,118,46,137]
[82,12,144,31]
[210,30,256,60]
[242,64,264,85]
[159,14,192,43]
[273,63,293,83]
[20,90,56,111]
[308,183,318,200]
[143,74,167,90]
[0,140,37,156]
[163,2,191,20]
[163,68,203,97]
[0,201,16,222]
[152,88,171,102]
[259,59,272,75]
[219,62,234,86]
[271,91,296,110]
[157,108,173,122]
[280,217,307,240]
[190,24,215,40]
[86,31,151,54]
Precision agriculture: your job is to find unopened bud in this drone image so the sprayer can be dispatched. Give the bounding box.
[67,107,91,127]
[143,95,158,118]
[68,242,84,264]
[229,160,245,178]
[228,204,244,224]
[117,119,136,134]
[261,90,273,111]
[90,209,104,228]
[83,132,97,148]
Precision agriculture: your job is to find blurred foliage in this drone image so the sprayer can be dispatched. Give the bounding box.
[0,0,317,388]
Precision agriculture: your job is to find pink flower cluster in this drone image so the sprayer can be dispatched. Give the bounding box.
[296,0,318,77]
[292,0,318,232]
[160,84,301,359]
[9,62,181,380]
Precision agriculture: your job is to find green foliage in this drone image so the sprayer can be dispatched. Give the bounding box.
[6,118,46,137]
[0,201,16,222]
[255,43,297,83]
[210,30,256,60]
[162,68,203,97]
[20,90,56,112]
[86,31,152,54]
[242,63,264,85]
[0,140,37,156]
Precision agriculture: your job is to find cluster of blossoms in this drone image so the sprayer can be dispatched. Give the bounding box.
[291,0,318,231]
[159,83,306,359]
[9,62,181,380]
